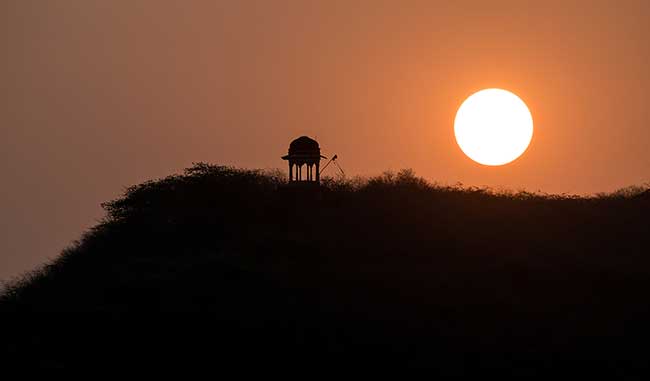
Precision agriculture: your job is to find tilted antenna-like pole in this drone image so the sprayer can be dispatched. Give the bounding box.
[320,154,345,177]
[333,160,346,177]
[320,154,338,174]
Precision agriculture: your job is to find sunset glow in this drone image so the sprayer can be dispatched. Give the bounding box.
[454,89,533,166]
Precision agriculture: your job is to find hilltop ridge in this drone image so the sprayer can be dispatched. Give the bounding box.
[2,164,649,372]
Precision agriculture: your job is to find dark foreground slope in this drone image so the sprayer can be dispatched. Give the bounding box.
[2,164,649,372]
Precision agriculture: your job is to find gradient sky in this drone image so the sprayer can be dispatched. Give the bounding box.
[2,0,650,280]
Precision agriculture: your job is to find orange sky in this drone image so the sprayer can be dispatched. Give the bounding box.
[2,0,650,280]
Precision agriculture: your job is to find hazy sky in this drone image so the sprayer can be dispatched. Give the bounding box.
[2,0,650,280]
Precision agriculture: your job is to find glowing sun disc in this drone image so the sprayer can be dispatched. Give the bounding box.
[454,88,533,166]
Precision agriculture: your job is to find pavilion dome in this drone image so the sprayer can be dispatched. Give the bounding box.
[288,136,320,155]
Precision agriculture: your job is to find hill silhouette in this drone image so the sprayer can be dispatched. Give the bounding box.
[2,163,650,373]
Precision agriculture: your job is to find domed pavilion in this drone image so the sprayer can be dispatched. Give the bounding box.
[281,136,326,184]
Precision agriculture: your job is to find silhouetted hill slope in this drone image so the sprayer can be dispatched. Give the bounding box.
[2,164,649,372]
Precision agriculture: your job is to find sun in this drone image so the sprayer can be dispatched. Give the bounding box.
[454,88,533,166]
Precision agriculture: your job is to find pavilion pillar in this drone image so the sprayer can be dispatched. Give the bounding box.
[289,162,293,182]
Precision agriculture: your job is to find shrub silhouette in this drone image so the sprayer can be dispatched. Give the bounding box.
[1,163,649,372]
